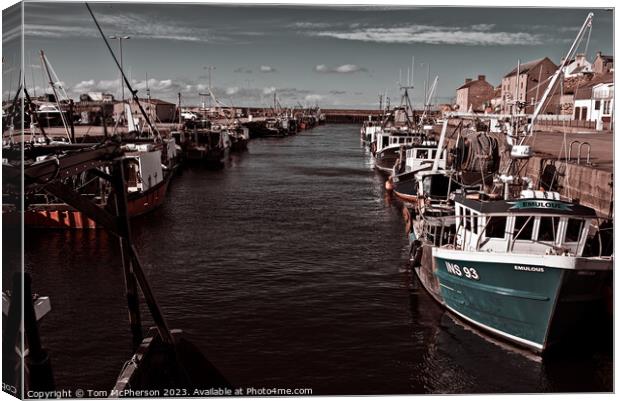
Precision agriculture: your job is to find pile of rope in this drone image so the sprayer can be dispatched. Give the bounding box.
[450,130,501,174]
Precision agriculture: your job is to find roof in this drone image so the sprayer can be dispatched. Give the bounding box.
[596,54,614,62]
[503,57,556,78]
[569,65,589,74]
[457,78,493,91]
[136,98,175,105]
[454,194,597,217]
[572,72,614,99]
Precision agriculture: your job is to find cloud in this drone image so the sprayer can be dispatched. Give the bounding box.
[329,90,347,95]
[262,86,276,94]
[259,65,276,73]
[470,24,495,31]
[314,64,367,73]
[290,21,332,29]
[72,79,120,93]
[233,67,253,74]
[304,94,323,103]
[21,10,214,43]
[309,24,545,46]
[226,87,239,95]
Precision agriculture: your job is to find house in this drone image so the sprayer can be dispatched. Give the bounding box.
[574,79,614,130]
[455,75,495,112]
[562,53,592,78]
[500,57,558,114]
[113,98,177,124]
[592,51,614,74]
[546,74,593,116]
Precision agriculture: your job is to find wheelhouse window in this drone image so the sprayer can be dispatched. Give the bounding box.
[486,216,507,238]
[423,175,460,199]
[537,216,559,242]
[464,209,471,231]
[565,218,584,242]
[514,216,534,240]
[472,214,478,234]
[418,150,428,159]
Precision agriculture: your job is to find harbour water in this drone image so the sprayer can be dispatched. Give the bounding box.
[23,124,612,394]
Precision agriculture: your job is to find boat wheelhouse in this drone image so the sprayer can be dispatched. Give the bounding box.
[373,128,426,174]
[391,143,447,202]
[123,143,173,216]
[431,189,612,352]
[263,118,287,137]
[360,118,382,145]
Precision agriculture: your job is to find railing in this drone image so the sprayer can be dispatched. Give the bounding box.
[536,118,597,129]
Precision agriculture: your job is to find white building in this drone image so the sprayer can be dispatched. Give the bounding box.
[573,82,613,130]
[562,54,592,78]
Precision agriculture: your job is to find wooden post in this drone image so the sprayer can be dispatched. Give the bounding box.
[129,246,175,345]
[68,99,76,143]
[111,159,143,347]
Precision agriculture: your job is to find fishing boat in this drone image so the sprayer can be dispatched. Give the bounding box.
[360,116,382,146]
[262,117,288,137]
[122,142,175,217]
[227,123,250,151]
[372,85,425,174]
[373,126,425,174]
[390,121,448,201]
[186,122,231,164]
[4,51,178,228]
[408,13,612,353]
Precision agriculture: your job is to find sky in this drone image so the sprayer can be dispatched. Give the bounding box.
[2,2,614,109]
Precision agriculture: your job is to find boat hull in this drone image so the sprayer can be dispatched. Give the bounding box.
[392,175,419,202]
[374,147,400,175]
[431,248,611,352]
[10,170,174,229]
[126,172,172,217]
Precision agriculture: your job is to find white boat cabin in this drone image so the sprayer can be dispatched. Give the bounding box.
[453,190,596,257]
[361,120,382,143]
[123,143,164,193]
[404,142,446,173]
[375,129,425,154]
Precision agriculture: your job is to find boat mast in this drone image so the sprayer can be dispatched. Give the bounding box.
[40,50,72,142]
[421,75,438,123]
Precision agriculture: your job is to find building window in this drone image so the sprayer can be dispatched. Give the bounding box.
[574,107,581,119]
[603,101,611,114]
[595,100,601,110]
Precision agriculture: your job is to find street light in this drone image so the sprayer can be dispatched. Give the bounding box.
[109,35,131,103]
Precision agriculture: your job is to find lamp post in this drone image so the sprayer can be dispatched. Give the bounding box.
[109,35,131,103]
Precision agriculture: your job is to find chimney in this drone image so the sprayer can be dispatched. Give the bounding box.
[478,75,486,81]
[465,78,472,83]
